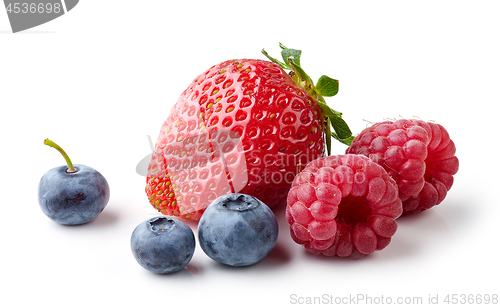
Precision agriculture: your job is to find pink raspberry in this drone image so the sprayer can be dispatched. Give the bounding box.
[286,154,402,258]
[402,122,459,214]
[346,119,459,215]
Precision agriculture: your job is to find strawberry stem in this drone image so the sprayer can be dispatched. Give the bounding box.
[262,43,354,152]
[43,138,77,173]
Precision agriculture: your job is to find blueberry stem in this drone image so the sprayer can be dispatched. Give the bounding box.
[43,138,76,172]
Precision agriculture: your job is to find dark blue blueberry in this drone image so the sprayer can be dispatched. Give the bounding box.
[38,164,110,225]
[198,193,279,267]
[131,216,195,274]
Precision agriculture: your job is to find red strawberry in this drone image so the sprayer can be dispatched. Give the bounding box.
[146,44,353,220]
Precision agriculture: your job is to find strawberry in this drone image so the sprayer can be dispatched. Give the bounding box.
[146,44,353,220]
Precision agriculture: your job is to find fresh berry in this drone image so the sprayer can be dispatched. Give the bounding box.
[198,193,279,266]
[146,43,353,220]
[401,122,459,214]
[346,119,459,214]
[286,154,402,258]
[131,216,195,274]
[38,139,110,225]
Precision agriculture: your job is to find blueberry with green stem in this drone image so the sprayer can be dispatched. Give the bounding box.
[38,139,110,225]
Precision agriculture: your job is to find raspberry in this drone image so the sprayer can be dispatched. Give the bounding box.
[402,122,459,214]
[346,119,459,215]
[286,154,402,258]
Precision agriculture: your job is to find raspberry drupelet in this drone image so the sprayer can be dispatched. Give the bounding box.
[286,154,403,258]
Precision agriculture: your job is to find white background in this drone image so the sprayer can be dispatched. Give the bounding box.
[1,1,499,307]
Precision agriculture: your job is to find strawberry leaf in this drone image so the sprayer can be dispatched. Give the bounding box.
[332,133,355,146]
[330,115,352,140]
[316,101,342,118]
[261,48,288,69]
[317,102,353,147]
[280,43,302,67]
[316,75,339,97]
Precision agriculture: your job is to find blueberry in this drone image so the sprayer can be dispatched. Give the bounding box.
[38,164,110,225]
[131,217,195,274]
[198,193,279,267]
[38,139,110,225]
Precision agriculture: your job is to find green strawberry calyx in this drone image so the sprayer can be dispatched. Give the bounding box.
[262,43,354,154]
[43,138,78,173]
